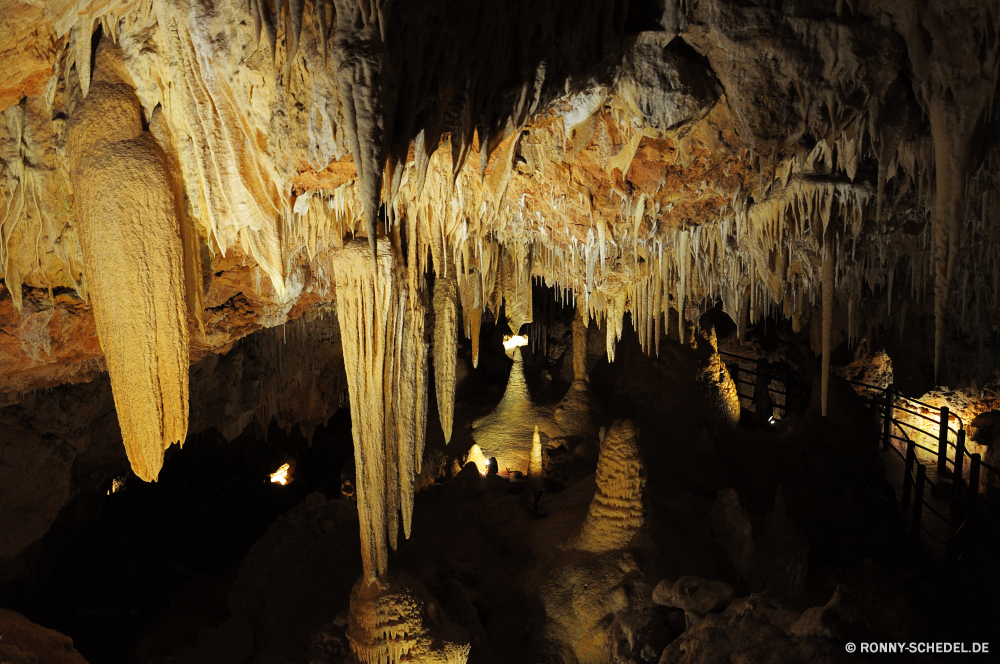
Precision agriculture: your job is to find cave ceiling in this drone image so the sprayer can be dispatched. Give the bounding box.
[1,0,999,462]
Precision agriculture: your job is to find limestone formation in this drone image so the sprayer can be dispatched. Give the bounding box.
[1,0,999,408]
[433,271,459,444]
[347,571,471,664]
[470,345,543,473]
[552,308,599,440]
[331,239,428,581]
[2,8,1000,661]
[67,39,189,482]
[577,419,646,553]
[700,327,740,426]
[0,609,90,664]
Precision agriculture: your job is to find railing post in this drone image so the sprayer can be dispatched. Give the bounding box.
[937,406,950,474]
[883,385,894,451]
[911,464,926,548]
[954,429,966,489]
[903,438,916,509]
[969,453,981,516]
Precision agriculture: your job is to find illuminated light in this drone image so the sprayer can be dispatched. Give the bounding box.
[107,476,126,495]
[502,334,528,351]
[270,462,293,485]
[768,416,776,424]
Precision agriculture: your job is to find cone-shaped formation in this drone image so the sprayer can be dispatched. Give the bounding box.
[331,239,428,581]
[433,272,459,443]
[701,328,740,426]
[470,346,541,472]
[347,570,471,664]
[527,426,544,490]
[458,273,483,369]
[577,419,646,553]
[67,41,189,482]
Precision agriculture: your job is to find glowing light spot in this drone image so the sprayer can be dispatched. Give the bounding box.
[107,476,126,495]
[466,444,490,475]
[502,334,528,352]
[271,462,293,485]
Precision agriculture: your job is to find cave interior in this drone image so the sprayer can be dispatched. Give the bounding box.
[2,0,1000,662]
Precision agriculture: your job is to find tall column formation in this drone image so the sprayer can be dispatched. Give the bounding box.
[331,239,428,581]
[572,306,589,382]
[347,570,471,664]
[67,40,189,482]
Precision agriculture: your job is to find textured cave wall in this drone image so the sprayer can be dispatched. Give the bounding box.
[0,310,347,568]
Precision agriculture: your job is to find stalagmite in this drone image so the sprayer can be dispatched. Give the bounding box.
[821,226,836,417]
[67,40,189,482]
[433,272,459,443]
[471,342,542,472]
[347,570,471,664]
[522,425,544,503]
[701,327,740,425]
[577,419,646,553]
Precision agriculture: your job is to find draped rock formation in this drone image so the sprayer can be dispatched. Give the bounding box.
[433,271,458,444]
[67,39,189,482]
[331,239,427,581]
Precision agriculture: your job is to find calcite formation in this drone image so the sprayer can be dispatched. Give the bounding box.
[709,487,809,598]
[346,571,471,664]
[470,345,543,472]
[2,5,1000,657]
[577,419,646,553]
[331,239,428,581]
[700,327,740,425]
[433,271,459,444]
[1,0,999,410]
[67,39,190,482]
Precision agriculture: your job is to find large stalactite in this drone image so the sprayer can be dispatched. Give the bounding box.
[330,239,430,581]
[66,39,190,482]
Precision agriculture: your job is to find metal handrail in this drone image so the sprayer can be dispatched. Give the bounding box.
[843,377,884,390]
[894,418,940,442]
[892,403,940,425]
[979,459,1000,476]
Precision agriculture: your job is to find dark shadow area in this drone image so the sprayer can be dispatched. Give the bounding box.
[0,418,354,664]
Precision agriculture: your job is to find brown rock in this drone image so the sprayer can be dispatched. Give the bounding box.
[0,608,89,664]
